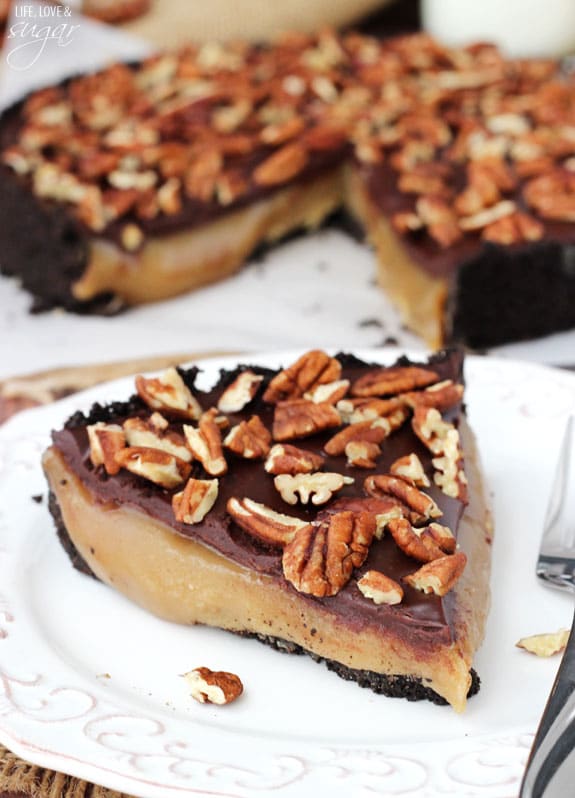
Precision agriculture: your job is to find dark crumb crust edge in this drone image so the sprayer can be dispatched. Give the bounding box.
[47,489,479,704]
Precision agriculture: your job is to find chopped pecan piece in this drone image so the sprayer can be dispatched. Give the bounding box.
[458,199,516,231]
[412,405,453,455]
[253,142,308,186]
[183,667,243,705]
[282,511,375,597]
[516,630,570,657]
[389,453,430,487]
[324,409,408,456]
[357,570,404,605]
[115,446,191,489]
[364,474,441,524]
[336,396,406,424]
[304,379,350,404]
[264,443,324,475]
[183,408,227,476]
[402,380,463,411]
[224,415,271,459]
[172,478,219,524]
[123,415,191,461]
[404,552,467,596]
[351,366,439,398]
[345,440,381,468]
[227,496,310,546]
[316,495,406,539]
[274,472,354,506]
[136,368,202,421]
[412,407,467,501]
[87,422,125,475]
[263,350,342,403]
[217,371,263,413]
[387,517,445,562]
[272,399,341,441]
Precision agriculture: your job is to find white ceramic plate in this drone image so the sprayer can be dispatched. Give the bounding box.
[0,350,574,798]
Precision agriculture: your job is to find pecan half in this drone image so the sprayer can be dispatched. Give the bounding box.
[282,511,375,597]
[227,496,310,546]
[136,368,202,421]
[272,399,341,441]
[183,408,227,476]
[274,472,354,506]
[115,446,191,489]
[351,366,439,398]
[183,667,243,705]
[357,570,404,605]
[404,552,467,596]
[123,415,191,461]
[224,415,271,459]
[217,371,263,413]
[364,474,442,524]
[263,350,342,404]
[172,478,219,524]
[264,443,325,475]
[402,380,463,411]
[303,379,350,404]
[87,422,125,475]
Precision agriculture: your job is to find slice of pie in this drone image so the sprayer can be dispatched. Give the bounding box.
[43,349,492,712]
[2,31,575,347]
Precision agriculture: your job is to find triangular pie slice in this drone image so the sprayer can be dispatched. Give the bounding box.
[43,349,492,712]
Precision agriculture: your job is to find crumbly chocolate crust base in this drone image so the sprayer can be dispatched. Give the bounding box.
[47,487,480,706]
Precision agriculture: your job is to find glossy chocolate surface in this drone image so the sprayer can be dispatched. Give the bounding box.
[52,351,467,647]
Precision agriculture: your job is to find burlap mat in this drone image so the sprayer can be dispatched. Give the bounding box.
[0,743,132,798]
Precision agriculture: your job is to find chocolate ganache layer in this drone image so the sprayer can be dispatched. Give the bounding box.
[50,351,467,649]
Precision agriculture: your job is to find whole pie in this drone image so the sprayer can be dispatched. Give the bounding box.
[43,349,492,712]
[1,31,575,347]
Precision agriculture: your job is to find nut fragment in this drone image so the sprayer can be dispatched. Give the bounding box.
[275,472,354,506]
[282,511,375,597]
[136,368,202,420]
[364,474,442,524]
[115,446,191,489]
[264,443,324,475]
[404,552,467,596]
[412,407,467,501]
[402,380,464,411]
[272,399,341,441]
[172,478,219,524]
[345,440,381,468]
[217,371,263,413]
[336,396,406,424]
[123,415,191,461]
[351,366,439,398]
[227,496,310,546]
[224,415,271,459]
[183,409,227,476]
[87,422,125,475]
[387,517,445,562]
[264,350,342,403]
[324,410,408,455]
[411,406,453,455]
[304,379,350,404]
[183,667,243,705]
[253,142,308,186]
[389,453,430,487]
[516,630,570,657]
[357,570,404,605]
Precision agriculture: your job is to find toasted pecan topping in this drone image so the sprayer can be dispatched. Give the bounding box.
[404,552,467,597]
[227,496,310,546]
[173,478,219,524]
[217,371,263,413]
[224,415,271,459]
[351,366,440,398]
[357,570,404,605]
[115,446,191,489]
[263,350,342,404]
[87,422,125,475]
[274,472,354,506]
[389,453,430,487]
[184,408,227,476]
[123,415,191,462]
[272,399,341,441]
[364,474,442,524]
[136,368,202,421]
[264,443,325,475]
[282,511,375,597]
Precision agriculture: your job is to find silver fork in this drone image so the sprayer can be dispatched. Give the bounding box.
[520,415,575,798]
